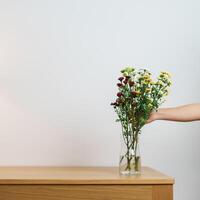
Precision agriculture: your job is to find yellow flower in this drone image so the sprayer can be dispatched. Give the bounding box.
[122,71,129,76]
[168,81,172,86]
[143,74,150,78]
[145,88,151,93]
[121,67,135,75]
[160,71,171,78]
[164,90,169,96]
[135,91,141,95]
[145,78,151,83]
[140,74,152,84]
[148,103,153,109]
[156,81,164,86]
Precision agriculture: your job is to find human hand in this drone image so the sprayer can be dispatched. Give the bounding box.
[146,111,158,124]
[147,104,200,123]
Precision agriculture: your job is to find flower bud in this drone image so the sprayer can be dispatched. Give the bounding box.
[117,92,123,97]
[117,83,123,87]
[123,79,128,84]
[118,77,124,82]
[129,81,135,86]
[131,91,140,97]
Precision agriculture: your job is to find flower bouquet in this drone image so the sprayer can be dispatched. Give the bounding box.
[111,67,172,175]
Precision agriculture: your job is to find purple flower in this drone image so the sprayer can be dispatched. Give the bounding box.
[131,91,140,97]
[111,102,120,107]
[118,77,124,82]
[129,81,135,86]
[123,79,128,84]
[117,92,123,97]
[116,98,123,104]
[131,91,137,96]
[117,83,123,87]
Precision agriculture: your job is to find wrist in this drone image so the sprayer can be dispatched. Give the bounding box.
[149,110,160,122]
[154,108,165,120]
[152,111,159,121]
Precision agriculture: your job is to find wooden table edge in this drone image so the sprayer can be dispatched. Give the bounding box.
[0,166,175,185]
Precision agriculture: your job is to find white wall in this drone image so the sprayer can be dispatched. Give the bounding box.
[0,0,200,199]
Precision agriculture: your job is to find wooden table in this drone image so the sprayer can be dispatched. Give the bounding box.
[0,166,174,200]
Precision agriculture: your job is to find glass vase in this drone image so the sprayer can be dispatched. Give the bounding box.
[119,128,141,175]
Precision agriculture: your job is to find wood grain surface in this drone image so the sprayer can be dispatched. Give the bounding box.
[0,166,174,185]
[0,185,153,200]
[152,185,173,200]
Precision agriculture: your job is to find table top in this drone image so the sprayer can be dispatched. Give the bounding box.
[0,166,174,185]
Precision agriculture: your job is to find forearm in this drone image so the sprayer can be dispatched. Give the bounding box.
[155,104,200,122]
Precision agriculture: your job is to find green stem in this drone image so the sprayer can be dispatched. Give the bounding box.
[134,131,140,172]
